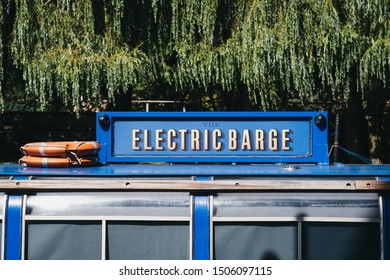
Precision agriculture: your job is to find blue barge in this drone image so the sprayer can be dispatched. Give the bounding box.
[1,111,390,260]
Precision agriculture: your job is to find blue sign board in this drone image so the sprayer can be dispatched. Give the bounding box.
[96,112,329,164]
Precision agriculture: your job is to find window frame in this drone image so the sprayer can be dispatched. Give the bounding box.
[21,192,192,260]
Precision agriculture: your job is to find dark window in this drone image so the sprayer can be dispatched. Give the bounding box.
[26,221,102,260]
[302,222,381,260]
[214,222,297,260]
[107,221,189,260]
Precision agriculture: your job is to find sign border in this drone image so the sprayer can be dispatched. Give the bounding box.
[96,112,328,164]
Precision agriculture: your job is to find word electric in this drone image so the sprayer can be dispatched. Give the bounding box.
[131,128,292,152]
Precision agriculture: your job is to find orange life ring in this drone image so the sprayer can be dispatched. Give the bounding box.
[20,141,100,157]
[19,155,99,168]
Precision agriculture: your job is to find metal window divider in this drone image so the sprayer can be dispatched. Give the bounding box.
[5,176,29,260]
[379,195,384,260]
[101,219,107,260]
[189,195,193,260]
[193,195,210,260]
[1,194,6,260]
[297,219,302,260]
[4,194,24,260]
[21,194,27,260]
[378,177,390,260]
[192,176,213,260]
[209,195,214,260]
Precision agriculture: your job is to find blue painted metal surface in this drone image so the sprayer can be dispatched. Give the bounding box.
[2,163,390,177]
[193,176,211,260]
[96,112,329,164]
[193,196,210,260]
[5,195,23,260]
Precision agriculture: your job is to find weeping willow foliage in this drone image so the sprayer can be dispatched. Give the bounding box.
[1,0,389,111]
[10,0,150,110]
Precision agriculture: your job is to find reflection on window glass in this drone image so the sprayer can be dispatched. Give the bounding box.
[26,221,101,260]
[213,192,379,219]
[0,193,3,215]
[26,192,189,217]
[107,222,189,260]
[303,222,380,260]
[214,222,297,260]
